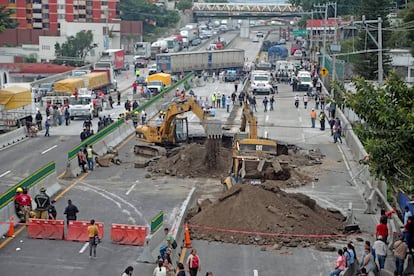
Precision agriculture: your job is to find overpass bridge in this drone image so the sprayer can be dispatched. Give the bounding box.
[192,3,304,19]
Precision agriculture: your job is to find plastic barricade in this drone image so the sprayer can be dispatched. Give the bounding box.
[111,223,147,246]
[27,219,65,240]
[66,220,104,242]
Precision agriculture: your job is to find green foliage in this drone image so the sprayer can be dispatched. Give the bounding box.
[176,0,192,11]
[344,73,414,185]
[54,30,94,66]
[24,53,38,63]
[0,5,18,32]
[120,0,179,32]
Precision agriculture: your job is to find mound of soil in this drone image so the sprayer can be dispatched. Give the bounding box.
[147,143,323,186]
[187,184,345,247]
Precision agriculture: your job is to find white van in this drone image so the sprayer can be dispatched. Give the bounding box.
[297,71,312,92]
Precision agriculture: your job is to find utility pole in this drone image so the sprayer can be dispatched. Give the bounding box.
[352,16,384,86]
[332,2,337,82]
[310,10,313,62]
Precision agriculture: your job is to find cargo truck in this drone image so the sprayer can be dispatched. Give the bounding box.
[146,73,172,95]
[0,85,35,131]
[69,88,102,120]
[156,49,245,74]
[93,62,118,92]
[100,49,125,73]
[151,40,169,60]
[134,42,151,68]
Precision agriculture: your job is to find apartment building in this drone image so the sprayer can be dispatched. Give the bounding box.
[0,0,119,30]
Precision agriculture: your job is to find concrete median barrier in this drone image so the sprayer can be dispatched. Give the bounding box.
[0,127,27,149]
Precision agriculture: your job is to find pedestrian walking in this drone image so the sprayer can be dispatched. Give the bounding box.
[108,95,113,109]
[44,116,51,137]
[303,94,309,109]
[270,95,275,111]
[226,96,231,113]
[344,243,356,275]
[117,90,121,105]
[47,199,57,220]
[164,227,175,249]
[393,235,408,276]
[376,216,388,243]
[122,266,134,276]
[34,187,50,219]
[234,79,239,92]
[263,96,268,112]
[187,248,201,276]
[333,122,343,144]
[87,219,99,258]
[252,96,257,112]
[64,199,79,225]
[373,236,387,270]
[163,258,174,276]
[310,108,317,128]
[64,106,70,126]
[328,249,346,276]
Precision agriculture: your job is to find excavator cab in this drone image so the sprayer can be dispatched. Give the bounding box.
[173,115,188,143]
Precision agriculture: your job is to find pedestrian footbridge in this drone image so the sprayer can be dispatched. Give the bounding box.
[192,3,304,18]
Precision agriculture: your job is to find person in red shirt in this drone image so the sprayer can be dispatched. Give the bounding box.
[15,188,32,223]
[376,216,388,243]
[132,81,138,94]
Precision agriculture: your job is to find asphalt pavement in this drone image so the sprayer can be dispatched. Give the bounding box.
[0,27,384,276]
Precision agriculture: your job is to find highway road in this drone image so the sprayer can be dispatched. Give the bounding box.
[0,27,381,276]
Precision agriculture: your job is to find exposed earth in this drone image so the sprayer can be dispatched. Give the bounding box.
[144,142,345,247]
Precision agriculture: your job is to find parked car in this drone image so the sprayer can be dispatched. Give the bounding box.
[147,64,157,75]
[136,75,146,85]
[256,31,264,38]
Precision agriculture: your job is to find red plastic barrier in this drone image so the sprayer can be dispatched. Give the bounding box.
[66,220,104,242]
[27,219,65,240]
[110,224,147,246]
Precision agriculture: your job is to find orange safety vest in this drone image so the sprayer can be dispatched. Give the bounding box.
[310,111,317,119]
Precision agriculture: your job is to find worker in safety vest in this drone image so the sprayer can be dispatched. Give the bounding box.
[86,145,98,171]
[34,187,50,219]
[132,111,139,127]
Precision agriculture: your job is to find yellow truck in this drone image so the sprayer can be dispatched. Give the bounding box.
[83,72,110,91]
[53,78,85,94]
[146,73,172,95]
[0,85,35,131]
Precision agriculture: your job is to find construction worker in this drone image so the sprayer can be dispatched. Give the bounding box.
[132,111,139,127]
[15,188,32,223]
[34,187,50,219]
[14,188,24,221]
[86,145,98,171]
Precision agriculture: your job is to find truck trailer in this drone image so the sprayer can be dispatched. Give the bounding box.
[100,49,125,73]
[0,85,35,131]
[156,49,245,74]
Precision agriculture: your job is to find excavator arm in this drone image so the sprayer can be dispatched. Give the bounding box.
[136,97,208,144]
[239,99,258,139]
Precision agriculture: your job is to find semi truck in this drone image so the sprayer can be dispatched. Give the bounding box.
[151,40,169,60]
[156,49,245,74]
[69,88,102,120]
[0,85,35,132]
[100,49,125,73]
[134,42,151,68]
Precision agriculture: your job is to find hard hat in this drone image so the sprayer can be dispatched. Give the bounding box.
[16,187,23,193]
[40,187,46,192]
[134,111,139,115]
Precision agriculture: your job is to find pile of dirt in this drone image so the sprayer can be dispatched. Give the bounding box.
[147,143,323,186]
[186,184,345,247]
[147,143,232,178]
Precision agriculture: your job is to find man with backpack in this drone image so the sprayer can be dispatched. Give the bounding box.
[187,248,201,276]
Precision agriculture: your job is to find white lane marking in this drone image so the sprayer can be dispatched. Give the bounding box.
[298,116,302,123]
[0,170,11,178]
[253,269,259,276]
[265,115,269,122]
[79,242,89,254]
[126,183,136,195]
[41,145,57,154]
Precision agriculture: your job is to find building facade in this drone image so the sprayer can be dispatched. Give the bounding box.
[1,0,119,30]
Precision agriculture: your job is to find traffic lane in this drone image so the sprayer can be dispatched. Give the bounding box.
[0,236,141,276]
[0,134,79,194]
[188,240,333,276]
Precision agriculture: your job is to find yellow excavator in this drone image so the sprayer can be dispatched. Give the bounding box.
[134,97,222,155]
[224,100,285,189]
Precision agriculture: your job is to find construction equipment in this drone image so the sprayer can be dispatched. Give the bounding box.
[224,100,288,189]
[135,97,219,145]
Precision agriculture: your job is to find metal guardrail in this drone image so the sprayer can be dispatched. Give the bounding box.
[0,161,55,209]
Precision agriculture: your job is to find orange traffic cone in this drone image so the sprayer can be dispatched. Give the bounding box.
[184,223,192,248]
[8,216,14,237]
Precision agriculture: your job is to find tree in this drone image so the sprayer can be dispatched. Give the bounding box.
[24,53,38,63]
[0,5,18,32]
[352,0,393,80]
[54,30,93,66]
[176,0,192,11]
[344,73,414,186]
